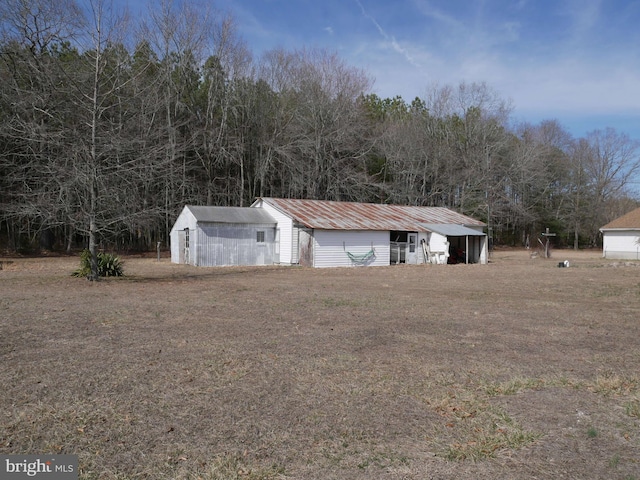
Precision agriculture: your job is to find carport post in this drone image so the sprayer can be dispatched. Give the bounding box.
[465,235,469,264]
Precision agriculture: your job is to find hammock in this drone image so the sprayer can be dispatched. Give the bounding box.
[346,249,375,264]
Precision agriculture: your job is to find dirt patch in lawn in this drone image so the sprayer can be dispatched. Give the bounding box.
[1,249,639,479]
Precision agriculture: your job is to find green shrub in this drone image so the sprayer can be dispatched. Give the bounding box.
[72,249,124,278]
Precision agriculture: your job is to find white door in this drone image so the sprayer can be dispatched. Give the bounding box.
[406,233,418,264]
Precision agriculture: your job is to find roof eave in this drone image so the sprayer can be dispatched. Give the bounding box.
[600,227,640,232]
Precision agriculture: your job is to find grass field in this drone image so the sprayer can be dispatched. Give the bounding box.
[1,249,639,479]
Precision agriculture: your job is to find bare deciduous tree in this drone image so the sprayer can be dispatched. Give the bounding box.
[581,128,640,244]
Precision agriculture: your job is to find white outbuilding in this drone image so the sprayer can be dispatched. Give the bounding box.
[170,198,488,267]
[600,207,640,260]
[169,205,278,266]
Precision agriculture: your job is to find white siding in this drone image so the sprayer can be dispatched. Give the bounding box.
[254,200,295,265]
[313,230,390,268]
[170,207,197,264]
[476,229,489,264]
[170,230,181,264]
[603,231,640,260]
[428,232,450,264]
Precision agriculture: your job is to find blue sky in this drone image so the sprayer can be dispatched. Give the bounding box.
[212,0,640,142]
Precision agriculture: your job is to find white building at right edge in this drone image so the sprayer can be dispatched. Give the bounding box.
[600,207,640,260]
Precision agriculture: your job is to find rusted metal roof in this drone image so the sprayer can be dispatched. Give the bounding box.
[600,207,640,230]
[259,198,485,231]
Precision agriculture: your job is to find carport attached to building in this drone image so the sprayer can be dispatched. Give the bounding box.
[422,224,487,264]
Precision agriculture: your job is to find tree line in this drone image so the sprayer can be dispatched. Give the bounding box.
[2,0,639,267]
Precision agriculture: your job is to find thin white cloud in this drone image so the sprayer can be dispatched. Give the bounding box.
[354,0,421,68]
[217,0,640,139]
[411,0,462,30]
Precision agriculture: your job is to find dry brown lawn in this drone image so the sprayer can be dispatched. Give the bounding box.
[1,249,639,479]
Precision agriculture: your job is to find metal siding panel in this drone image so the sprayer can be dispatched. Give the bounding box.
[193,227,199,266]
[197,223,275,266]
[314,230,390,268]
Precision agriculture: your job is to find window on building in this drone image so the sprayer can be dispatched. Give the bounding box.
[256,231,265,243]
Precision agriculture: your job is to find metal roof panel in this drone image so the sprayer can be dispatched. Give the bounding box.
[187,206,277,224]
[421,224,486,236]
[260,198,485,231]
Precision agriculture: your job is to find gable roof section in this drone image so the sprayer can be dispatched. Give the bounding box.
[600,207,640,230]
[257,198,485,231]
[187,205,276,224]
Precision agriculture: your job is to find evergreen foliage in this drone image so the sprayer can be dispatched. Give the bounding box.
[72,250,124,278]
